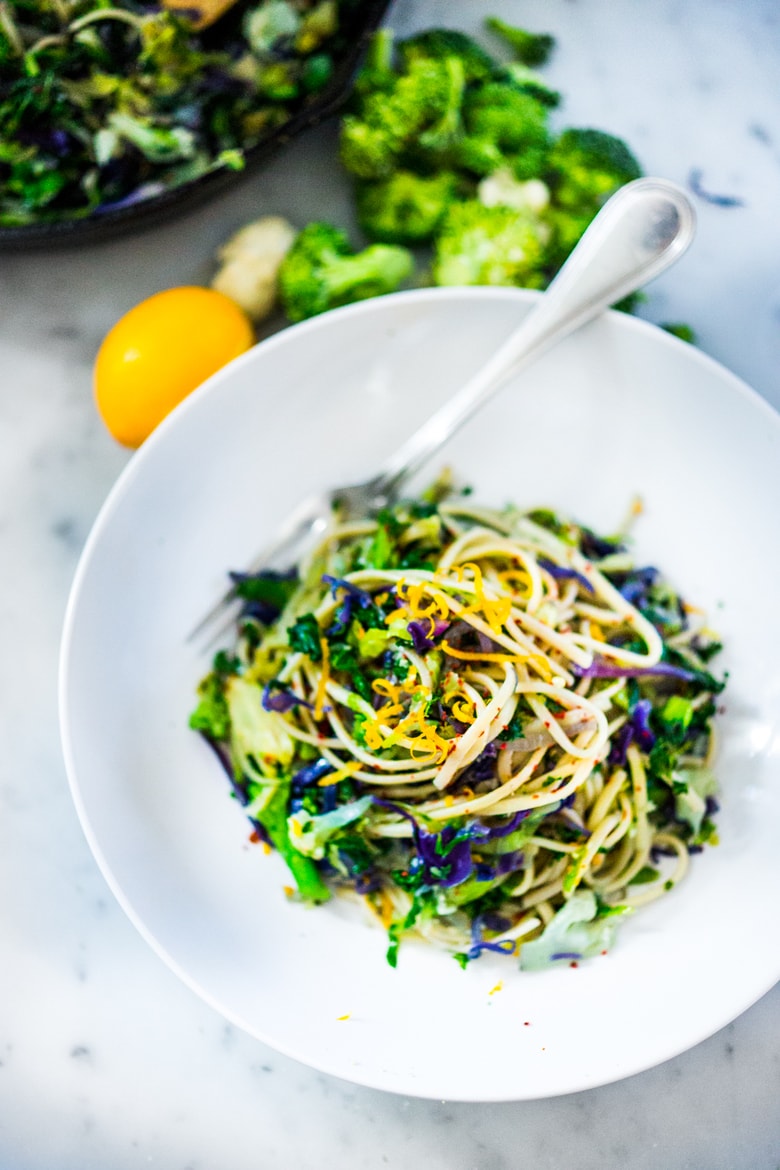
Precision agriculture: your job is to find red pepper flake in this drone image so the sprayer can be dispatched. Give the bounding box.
[569,961,579,969]
[249,830,262,844]
[544,721,551,729]
[524,1021,531,1027]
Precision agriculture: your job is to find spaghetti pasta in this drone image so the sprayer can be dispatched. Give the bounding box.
[190,487,724,968]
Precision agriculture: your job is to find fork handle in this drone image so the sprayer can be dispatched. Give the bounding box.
[369,177,695,504]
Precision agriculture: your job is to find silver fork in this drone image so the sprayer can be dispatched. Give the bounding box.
[190,177,695,645]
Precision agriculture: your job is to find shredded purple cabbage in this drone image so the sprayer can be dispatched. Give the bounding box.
[580,529,625,559]
[572,659,696,682]
[94,180,166,214]
[292,758,334,791]
[481,810,529,838]
[323,575,375,633]
[374,800,527,889]
[608,722,633,766]
[631,698,656,750]
[262,682,315,713]
[461,740,498,784]
[614,566,659,607]
[538,557,594,594]
[468,915,516,960]
[610,697,658,764]
[550,951,583,961]
[407,618,450,654]
[444,619,502,655]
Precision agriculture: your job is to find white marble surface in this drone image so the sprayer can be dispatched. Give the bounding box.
[1,0,780,1166]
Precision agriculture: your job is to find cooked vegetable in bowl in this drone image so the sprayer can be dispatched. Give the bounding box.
[191,483,725,970]
[0,0,389,244]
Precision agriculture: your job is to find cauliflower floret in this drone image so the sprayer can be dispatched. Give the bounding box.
[211,215,297,322]
[478,170,550,213]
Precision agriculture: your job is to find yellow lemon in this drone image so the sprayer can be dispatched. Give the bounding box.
[94,286,254,447]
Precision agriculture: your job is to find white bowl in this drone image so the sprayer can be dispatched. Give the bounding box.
[60,287,780,1101]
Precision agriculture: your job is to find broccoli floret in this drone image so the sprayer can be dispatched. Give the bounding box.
[456,81,550,179]
[432,200,549,288]
[279,222,413,322]
[546,128,642,211]
[339,116,397,181]
[398,28,498,82]
[484,17,555,67]
[499,62,561,108]
[356,169,459,243]
[543,128,642,266]
[354,27,397,94]
[340,55,466,179]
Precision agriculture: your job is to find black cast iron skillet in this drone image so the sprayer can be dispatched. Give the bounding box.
[0,0,391,251]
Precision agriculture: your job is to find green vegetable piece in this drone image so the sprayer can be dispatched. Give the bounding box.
[257,61,299,101]
[259,781,331,903]
[189,673,230,740]
[295,1,337,55]
[287,612,323,660]
[433,200,549,288]
[243,0,300,59]
[398,28,497,82]
[561,844,589,895]
[662,323,697,344]
[188,650,240,738]
[499,62,561,108]
[457,81,550,179]
[301,52,333,93]
[226,675,295,782]
[519,890,632,970]
[354,27,397,94]
[357,627,392,660]
[287,795,373,859]
[340,54,468,179]
[106,113,196,164]
[629,865,662,886]
[224,677,328,901]
[356,170,459,244]
[234,573,298,612]
[366,515,398,569]
[434,870,506,909]
[660,695,694,734]
[484,17,555,66]
[673,765,717,835]
[279,222,412,322]
[546,127,642,211]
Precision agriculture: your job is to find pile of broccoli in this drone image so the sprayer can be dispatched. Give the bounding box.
[278,18,643,323]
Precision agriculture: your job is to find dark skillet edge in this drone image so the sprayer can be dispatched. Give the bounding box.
[0,0,391,252]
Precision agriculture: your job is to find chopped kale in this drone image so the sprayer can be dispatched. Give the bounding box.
[287,612,322,661]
